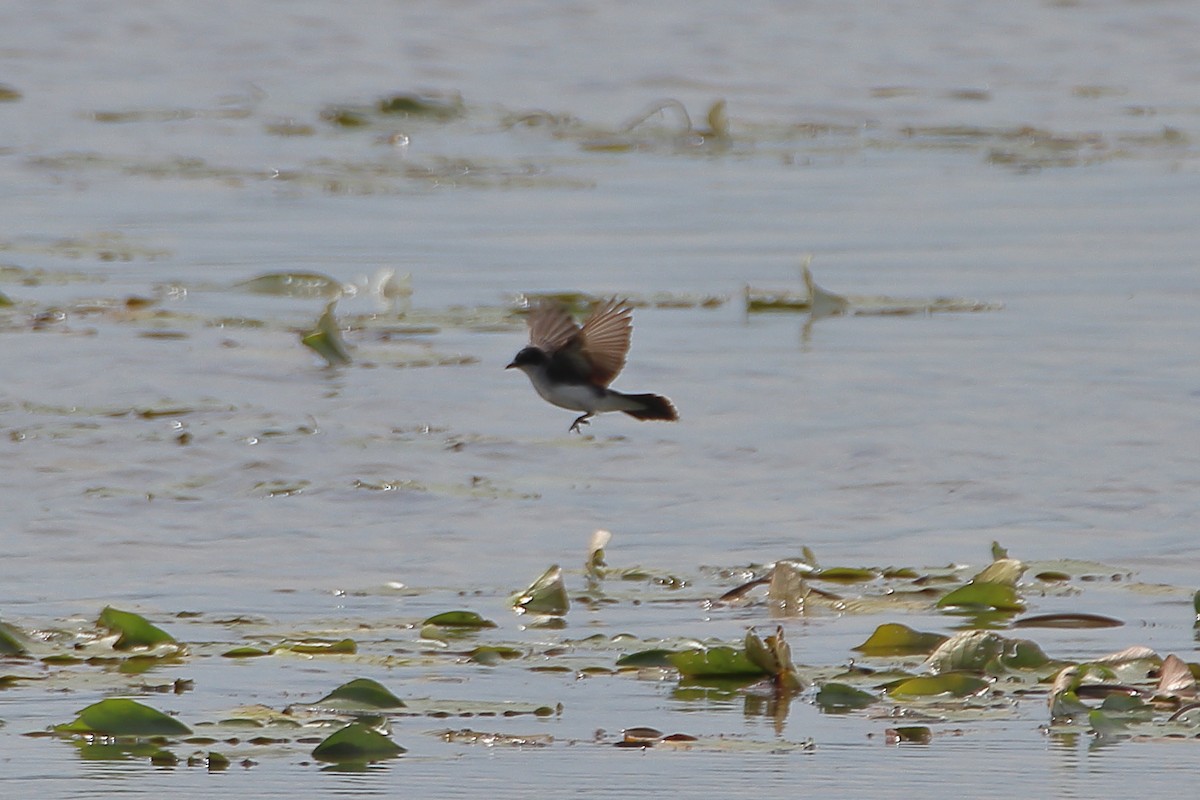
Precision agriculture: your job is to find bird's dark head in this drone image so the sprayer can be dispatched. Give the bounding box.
[506,346,547,371]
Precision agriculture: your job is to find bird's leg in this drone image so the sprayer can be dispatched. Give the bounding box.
[569,413,593,433]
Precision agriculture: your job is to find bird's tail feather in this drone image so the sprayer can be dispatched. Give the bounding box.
[620,393,678,422]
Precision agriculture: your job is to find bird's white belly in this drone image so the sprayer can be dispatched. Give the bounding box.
[530,376,603,412]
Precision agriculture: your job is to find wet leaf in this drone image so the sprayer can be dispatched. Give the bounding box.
[1156,654,1197,699]
[279,638,357,655]
[221,646,270,658]
[97,607,177,650]
[853,623,948,657]
[237,271,343,298]
[973,558,1025,586]
[422,611,497,629]
[56,698,191,737]
[925,630,1005,674]
[469,646,523,665]
[313,678,406,710]
[812,567,878,583]
[616,649,678,669]
[936,581,1024,612]
[1012,613,1123,629]
[1088,709,1130,738]
[886,726,932,744]
[512,565,569,616]
[885,672,990,699]
[815,683,877,711]
[311,721,405,763]
[998,638,1052,671]
[301,300,352,366]
[668,647,767,679]
[767,560,810,610]
[586,529,611,579]
[0,621,29,655]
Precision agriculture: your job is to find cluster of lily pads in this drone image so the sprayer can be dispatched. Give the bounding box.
[3,535,1198,768]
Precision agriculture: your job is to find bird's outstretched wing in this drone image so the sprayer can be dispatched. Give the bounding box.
[527,301,581,353]
[576,298,632,386]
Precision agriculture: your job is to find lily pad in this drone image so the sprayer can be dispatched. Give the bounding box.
[853,623,948,657]
[422,611,497,629]
[815,683,878,711]
[56,698,191,737]
[311,721,405,763]
[313,678,406,711]
[616,649,679,669]
[301,300,352,366]
[1012,613,1123,629]
[936,581,1024,612]
[0,621,29,655]
[512,565,569,616]
[97,607,177,651]
[886,672,991,699]
[668,646,766,679]
[237,271,343,298]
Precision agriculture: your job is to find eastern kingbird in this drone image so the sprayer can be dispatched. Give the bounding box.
[507,298,679,433]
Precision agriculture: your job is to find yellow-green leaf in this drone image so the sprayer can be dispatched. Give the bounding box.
[936,581,1024,612]
[668,647,767,679]
[313,678,406,710]
[512,565,569,616]
[97,607,177,650]
[816,683,877,711]
[886,672,990,699]
[56,698,191,737]
[852,623,948,657]
[422,611,497,629]
[311,722,405,763]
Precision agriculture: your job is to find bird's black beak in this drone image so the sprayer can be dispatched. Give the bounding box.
[505,361,516,369]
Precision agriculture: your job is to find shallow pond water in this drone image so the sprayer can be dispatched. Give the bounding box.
[2,1,1200,797]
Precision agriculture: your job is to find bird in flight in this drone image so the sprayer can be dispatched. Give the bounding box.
[507,298,678,433]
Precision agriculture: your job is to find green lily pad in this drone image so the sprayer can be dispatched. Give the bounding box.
[668,646,767,679]
[56,698,191,737]
[97,607,177,650]
[885,672,991,699]
[853,623,948,657]
[925,630,1005,673]
[812,567,879,583]
[469,646,523,665]
[998,638,1052,670]
[237,271,343,298]
[937,581,1024,612]
[301,300,352,366]
[815,683,878,711]
[422,611,497,629]
[0,621,29,655]
[616,649,679,668]
[313,678,406,710]
[221,646,270,658]
[311,722,406,763]
[512,565,569,616]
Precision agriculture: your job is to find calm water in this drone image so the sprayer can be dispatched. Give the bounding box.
[2,1,1199,797]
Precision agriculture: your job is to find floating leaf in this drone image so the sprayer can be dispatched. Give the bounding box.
[237,271,343,298]
[469,646,522,665]
[973,558,1025,586]
[422,611,497,629]
[1088,709,1130,738]
[313,678,406,710]
[998,638,1052,670]
[812,567,878,583]
[1012,613,1122,629]
[886,726,932,744]
[301,300,351,366]
[221,646,270,658]
[311,722,405,763]
[853,623,948,657]
[936,581,1024,612]
[56,698,191,737]
[586,529,611,579]
[767,560,810,610]
[512,565,569,616]
[668,647,767,679]
[815,683,877,711]
[97,607,177,650]
[1156,654,1197,699]
[0,621,29,655]
[616,649,678,669]
[280,638,356,655]
[886,672,990,699]
[925,630,1005,674]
